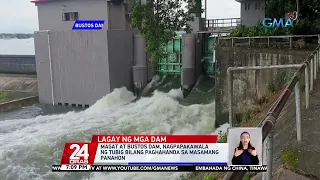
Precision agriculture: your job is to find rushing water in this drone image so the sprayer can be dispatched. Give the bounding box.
[0,39,227,180]
[0,87,228,180]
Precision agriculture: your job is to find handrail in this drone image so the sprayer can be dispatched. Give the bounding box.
[223,45,320,180]
[206,18,241,29]
[217,34,320,48]
[207,18,241,21]
[219,34,320,39]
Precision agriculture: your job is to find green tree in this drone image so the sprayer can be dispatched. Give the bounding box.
[128,0,202,62]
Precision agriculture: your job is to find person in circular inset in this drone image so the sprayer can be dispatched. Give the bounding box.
[232,131,259,165]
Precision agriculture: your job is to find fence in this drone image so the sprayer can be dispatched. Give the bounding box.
[223,44,320,179]
[206,18,241,31]
[217,34,320,49]
[206,18,241,28]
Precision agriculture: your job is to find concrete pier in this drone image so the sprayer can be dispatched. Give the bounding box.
[132,33,149,95]
[181,34,197,97]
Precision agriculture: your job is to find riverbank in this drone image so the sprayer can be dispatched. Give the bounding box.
[0,95,38,112]
[0,90,38,113]
[0,33,33,39]
[0,74,37,92]
[0,74,38,112]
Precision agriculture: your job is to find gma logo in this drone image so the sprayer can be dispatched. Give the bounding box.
[262,18,294,28]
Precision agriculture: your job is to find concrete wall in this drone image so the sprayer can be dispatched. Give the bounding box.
[239,0,265,26]
[0,55,36,74]
[35,0,128,31]
[34,30,133,106]
[215,47,312,124]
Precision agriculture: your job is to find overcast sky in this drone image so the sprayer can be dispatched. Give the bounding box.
[0,0,240,33]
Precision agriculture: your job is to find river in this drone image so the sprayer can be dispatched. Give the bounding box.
[0,38,35,55]
[0,38,228,180]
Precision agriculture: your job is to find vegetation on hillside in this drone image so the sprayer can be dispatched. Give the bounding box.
[127,0,202,61]
[0,33,34,39]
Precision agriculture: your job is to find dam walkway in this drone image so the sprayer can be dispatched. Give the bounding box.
[269,47,320,180]
[224,44,320,180]
[270,77,320,180]
[281,77,320,179]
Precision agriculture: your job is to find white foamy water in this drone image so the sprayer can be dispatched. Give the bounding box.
[0,87,227,180]
[0,38,35,55]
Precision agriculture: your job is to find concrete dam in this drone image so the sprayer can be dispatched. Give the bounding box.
[0,54,217,180]
[0,34,318,180]
[0,1,318,175]
[6,0,318,177]
[0,31,219,180]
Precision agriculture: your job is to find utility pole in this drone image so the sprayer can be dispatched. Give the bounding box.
[204,0,207,20]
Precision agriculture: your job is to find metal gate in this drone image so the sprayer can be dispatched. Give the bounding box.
[157,38,182,75]
[156,35,215,75]
[203,35,215,75]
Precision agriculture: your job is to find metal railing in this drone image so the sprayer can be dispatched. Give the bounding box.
[217,34,320,48]
[223,44,320,180]
[206,18,241,30]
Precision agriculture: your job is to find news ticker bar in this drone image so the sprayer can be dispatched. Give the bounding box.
[52,165,267,172]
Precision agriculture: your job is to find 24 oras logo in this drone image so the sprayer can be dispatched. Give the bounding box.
[262,11,301,28]
[60,143,91,164]
[69,144,89,164]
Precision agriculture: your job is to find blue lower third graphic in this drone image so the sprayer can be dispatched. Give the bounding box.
[72,20,105,30]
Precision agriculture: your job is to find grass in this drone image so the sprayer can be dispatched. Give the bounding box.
[281,148,300,170]
[0,91,9,103]
[268,83,276,93]
[243,173,256,180]
[202,172,225,180]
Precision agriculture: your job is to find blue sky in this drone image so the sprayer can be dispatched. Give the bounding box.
[0,0,240,33]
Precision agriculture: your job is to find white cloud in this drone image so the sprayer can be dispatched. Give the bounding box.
[0,0,240,33]
[0,0,38,33]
